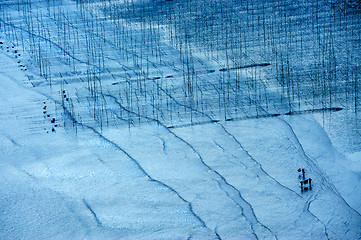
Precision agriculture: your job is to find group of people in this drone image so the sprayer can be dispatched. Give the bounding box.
[298,168,312,192]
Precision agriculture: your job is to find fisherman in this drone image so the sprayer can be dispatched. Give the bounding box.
[298,168,305,179]
[308,178,312,189]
